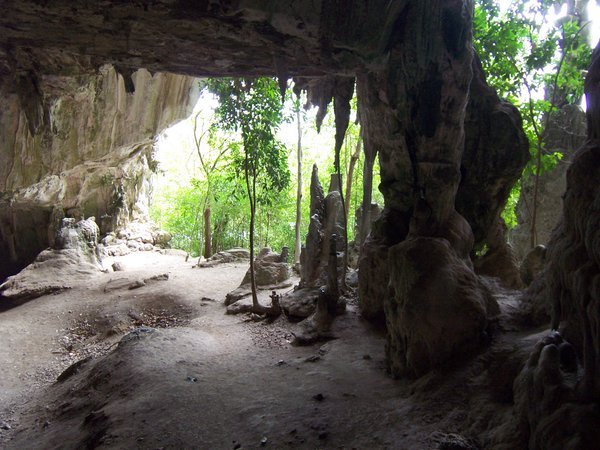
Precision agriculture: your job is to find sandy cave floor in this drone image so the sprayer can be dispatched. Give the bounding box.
[0,251,535,449]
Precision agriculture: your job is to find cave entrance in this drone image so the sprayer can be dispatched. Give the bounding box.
[149,81,383,266]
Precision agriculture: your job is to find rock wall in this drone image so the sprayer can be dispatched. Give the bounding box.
[511,43,600,448]
[0,65,199,280]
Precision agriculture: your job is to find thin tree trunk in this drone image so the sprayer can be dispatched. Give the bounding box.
[294,105,303,264]
[359,138,376,246]
[344,134,362,216]
[245,158,260,310]
[530,140,543,248]
[203,207,211,258]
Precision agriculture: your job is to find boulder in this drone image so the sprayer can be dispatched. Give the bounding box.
[520,245,546,286]
[0,217,103,300]
[280,288,320,319]
[240,247,290,286]
[225,247,291,305]
[385,237,499,378]
[199,248,250,268]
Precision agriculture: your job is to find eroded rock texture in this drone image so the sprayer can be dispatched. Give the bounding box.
[225,247,291,306]
[0,65,198,280]
[459,55,529,289]
[299,166,346,290]
[512,43,600,448]
[283,165,346,319]
[386,237,499,377]
[0,217,102,300]
[356,1,524,375]
[359,50,528,321]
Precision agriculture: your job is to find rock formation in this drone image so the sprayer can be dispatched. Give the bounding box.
[100,221,173,257]
[225,247,291,306]
[282,165,346,319]
[0,64,199,281]
[299,166,346,290]
[347,202,382,268]
[510,42,600,449]
[459,55,529,289]
[520,245,547,287]
[359,51,528,320]
[0,217,102,300]
[199,248,250,268]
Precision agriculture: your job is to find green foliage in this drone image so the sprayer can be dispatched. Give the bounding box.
[151,82,383,257]
[473,0,592,230]
[207,77,291,205]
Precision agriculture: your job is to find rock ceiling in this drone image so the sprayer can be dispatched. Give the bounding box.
[0,0,401,82]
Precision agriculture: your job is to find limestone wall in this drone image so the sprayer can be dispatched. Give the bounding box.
[0,65,199,280]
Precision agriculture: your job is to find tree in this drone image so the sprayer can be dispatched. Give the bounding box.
[207,77,290,312]
[192,112,229,258]
[293,94,304,265]
[473,0,592,246]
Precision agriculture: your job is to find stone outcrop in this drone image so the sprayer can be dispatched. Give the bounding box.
[385,236,500,377]
[506,331,600,449]
[520,245,547,286]
[0,64,199,281]
[355,2,527,376]
[99,221,173,257]
[348,202,382,268]
[199,248,250,268]
[511,105,587,259]
[299,165,346,290]
[459,56,529,289]
[0,217,102,300]
[282,165,346,319]
[225,247,291,306]
[510,43,600,449]
[359,51,529,320]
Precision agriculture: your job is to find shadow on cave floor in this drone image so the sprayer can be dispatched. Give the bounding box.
[0,251,535,449]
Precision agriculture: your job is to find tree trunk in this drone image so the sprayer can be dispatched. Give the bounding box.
[359,133,376,246]
[203,207,211,258]
[344,133,362,217]
[294,105,303,264]
[243,151,260,311]
[530,140,543,248]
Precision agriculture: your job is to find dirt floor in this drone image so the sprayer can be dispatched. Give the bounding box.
[0,251,535,449]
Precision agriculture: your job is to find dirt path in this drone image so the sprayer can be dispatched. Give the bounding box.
[0,252,488,449]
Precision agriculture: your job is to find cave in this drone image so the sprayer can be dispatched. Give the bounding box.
[1,1,599,449]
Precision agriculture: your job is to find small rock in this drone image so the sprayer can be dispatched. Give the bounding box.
[232,442,241,450]
[186,376,198,382]
[260,436,268,446]
[128,280,146,290]
[276,360,286,366]
[312,393,325,402]
[0,420,11,430]
[112,262,125,272]
[305,355,321,362]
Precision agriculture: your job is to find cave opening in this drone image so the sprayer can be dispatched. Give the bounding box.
[1,0,599,448]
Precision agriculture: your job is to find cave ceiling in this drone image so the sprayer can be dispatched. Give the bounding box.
[0,0,405,83]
